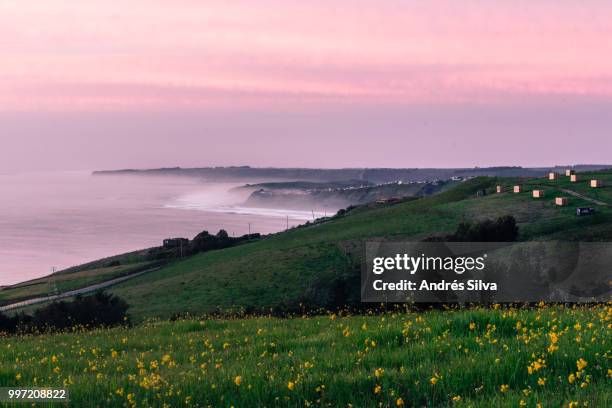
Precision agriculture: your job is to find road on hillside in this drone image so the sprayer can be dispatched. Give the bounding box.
[560,188,609,206]
[0,267,159,312]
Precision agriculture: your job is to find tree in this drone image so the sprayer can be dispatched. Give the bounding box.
[425,215,519,242]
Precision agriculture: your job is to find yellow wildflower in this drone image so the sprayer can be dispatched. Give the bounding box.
[549,332,558,343]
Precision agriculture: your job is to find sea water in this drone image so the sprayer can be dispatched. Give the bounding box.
[0,171,323,285]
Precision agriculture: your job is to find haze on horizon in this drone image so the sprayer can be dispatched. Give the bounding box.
[1,1,612,173]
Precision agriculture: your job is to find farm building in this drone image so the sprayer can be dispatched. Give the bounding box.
[532,190,544,198]
[570,174,578,183]
[548,172,558,180]
[565,169,575,176]
[496,185,503,193]
[513,185,522,193]
[163,237,189,249]
[555,197,568,206]
[590,180,604,188]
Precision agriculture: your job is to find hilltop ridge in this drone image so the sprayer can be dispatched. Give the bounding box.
[92,165,612,184]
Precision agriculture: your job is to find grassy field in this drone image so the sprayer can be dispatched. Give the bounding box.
[1,304,609,407]
[106,174,612,320]
[525,171,612,204]
[0,262,155,304]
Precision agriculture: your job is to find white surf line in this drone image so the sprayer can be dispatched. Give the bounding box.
[0,267,160,312]
[164,203,327,220]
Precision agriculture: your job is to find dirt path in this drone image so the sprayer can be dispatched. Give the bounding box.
[560,188,609,206]
[0,267,160,312]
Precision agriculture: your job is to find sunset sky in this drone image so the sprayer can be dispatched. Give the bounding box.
[2,1,611,171]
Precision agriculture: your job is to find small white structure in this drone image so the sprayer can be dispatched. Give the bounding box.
[570,174,578,183]
[533,190,544,198]
[496,185,503,193]
[513,185,522,193]
[591,179,604,188]
[555,197,568,206]
[565,169,575,176]
[549,172,558,180]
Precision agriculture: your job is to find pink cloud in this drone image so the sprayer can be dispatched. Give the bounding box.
[1,1,612,111]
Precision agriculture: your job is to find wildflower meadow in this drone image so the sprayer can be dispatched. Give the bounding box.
[1,304,610,407]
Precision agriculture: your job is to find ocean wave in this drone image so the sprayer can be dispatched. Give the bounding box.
[164,203,326,220]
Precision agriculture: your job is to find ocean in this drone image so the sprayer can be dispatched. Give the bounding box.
[0,171,321,285]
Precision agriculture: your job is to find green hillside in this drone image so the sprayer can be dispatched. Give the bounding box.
[5,171,610,319]
[103,172,612,320]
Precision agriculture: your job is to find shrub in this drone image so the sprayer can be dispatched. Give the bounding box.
[426,215,519,242]
[0,291,129,335]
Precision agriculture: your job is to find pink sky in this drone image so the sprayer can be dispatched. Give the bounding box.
[1,1,611,170]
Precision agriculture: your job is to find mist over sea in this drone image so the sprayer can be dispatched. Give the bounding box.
[0,171,319,286]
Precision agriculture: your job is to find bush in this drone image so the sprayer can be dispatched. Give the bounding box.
[190,229,252,253]
[0,311,18,333]
[0,291,129,334]
[426,215,519,242]
[453,215,518,241]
